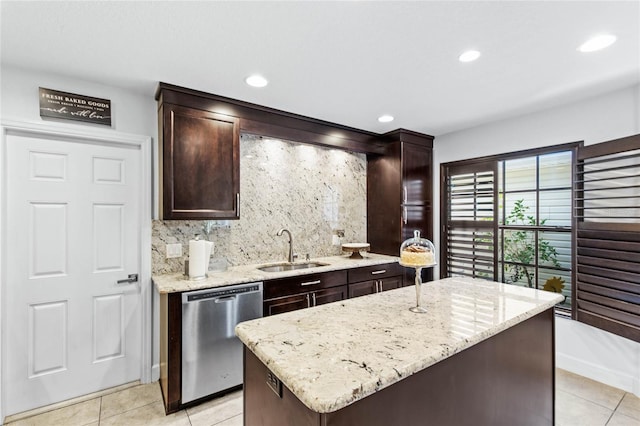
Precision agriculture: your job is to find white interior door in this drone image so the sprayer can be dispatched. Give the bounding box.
[4,130,142,415]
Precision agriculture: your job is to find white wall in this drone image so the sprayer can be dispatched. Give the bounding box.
[433,83,640,395]
[0,65,157,138]
[0,64,159,422]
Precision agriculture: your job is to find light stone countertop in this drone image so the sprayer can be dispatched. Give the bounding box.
[235,276,564,414]
[152,253,399,294]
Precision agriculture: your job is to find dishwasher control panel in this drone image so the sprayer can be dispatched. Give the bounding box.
[185,284,261,302]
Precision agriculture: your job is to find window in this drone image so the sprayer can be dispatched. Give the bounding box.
[498,151,573,310]
[442,135,640,342]
[441,143,579,313]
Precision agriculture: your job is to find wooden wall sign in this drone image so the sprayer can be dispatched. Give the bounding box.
[39,87,112,126]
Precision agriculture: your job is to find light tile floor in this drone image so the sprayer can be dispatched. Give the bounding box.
[5,369,640,425]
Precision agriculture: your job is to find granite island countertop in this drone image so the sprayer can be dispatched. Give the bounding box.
[153,253,399,293]
[235,277,564,414]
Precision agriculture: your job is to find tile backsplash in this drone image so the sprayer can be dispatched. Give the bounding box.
[152,134,367,275]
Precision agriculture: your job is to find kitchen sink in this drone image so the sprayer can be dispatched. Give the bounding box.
[257,262,329,272]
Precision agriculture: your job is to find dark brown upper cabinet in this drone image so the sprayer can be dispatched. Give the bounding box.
[402,142,433,205]
[156,82,393,220]
[367,129,434,261]
[158,103,240,220]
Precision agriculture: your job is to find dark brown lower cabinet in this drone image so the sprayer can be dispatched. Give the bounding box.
[243,308,555,426]
[264,293,310,316]
[348,280,378,298]
[348,276,402,298]
[263,270,348,317]
[159,292,182,414]
[313,285,348,306]
[264,285,348,316]
[347,263,403,298]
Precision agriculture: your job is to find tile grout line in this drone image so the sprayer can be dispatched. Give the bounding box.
[98,395,103,425]
[558,385,627,413]
[604,392,627,426]
[185,405,193,426]
[100,400,160,422]
[210,411,244,426]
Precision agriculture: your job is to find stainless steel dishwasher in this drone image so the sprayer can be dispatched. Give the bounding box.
[181,282,263,403]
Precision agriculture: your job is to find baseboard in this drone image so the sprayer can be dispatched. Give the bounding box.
[556,352,640,396]
[152,362,160,382]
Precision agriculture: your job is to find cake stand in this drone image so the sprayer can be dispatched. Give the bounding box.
[399,262,436,313]
[341,243,370,259]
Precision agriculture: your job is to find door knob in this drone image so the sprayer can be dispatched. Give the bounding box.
[116,273,138,284]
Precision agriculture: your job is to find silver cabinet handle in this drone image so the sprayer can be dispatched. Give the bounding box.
[403,207,407,225]
[312,293,317,306]
[301,280,321,286]
[116,273,138,284]
[236,193,240,216]
[306,293,311,308]
[371,270,386,275]
[377,280,382,293]
[403,186,407,203]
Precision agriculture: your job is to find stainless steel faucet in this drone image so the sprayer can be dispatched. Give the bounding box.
[276,228,294,263]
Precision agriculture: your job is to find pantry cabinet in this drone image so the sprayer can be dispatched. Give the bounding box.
[367,129,434,282]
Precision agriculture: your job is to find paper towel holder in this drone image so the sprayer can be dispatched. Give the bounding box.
[186,235,213,281]
[184,259,209,281]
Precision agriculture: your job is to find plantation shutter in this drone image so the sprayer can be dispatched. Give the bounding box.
[575,134,640,342]
[441,161,497,280]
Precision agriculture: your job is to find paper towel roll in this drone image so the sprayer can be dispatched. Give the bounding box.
[189,240,206,279]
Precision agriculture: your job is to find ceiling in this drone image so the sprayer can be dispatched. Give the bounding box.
[1,1,639,136]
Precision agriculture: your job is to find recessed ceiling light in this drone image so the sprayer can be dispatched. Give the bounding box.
[245,74,268,88]
[378,115,394,123]
[578,34,617,53]
[459,50,481,63]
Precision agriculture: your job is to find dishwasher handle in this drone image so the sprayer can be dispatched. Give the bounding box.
[214,295,236,303]
[182,283,263,303]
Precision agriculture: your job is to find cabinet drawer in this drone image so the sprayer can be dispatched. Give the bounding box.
[264,270,348,300]
[348,263,403,283]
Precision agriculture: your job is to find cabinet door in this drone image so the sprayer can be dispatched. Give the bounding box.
[264,293,310,317]
[162,104,240,219]
[402,142,432,204]
[403,268,433,286]
[379,276,403,292]
[348,280,377,298]
[402,205,432,242]
[313,285,348,307]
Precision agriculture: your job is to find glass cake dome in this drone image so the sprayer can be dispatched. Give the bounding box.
[399,230,436,267]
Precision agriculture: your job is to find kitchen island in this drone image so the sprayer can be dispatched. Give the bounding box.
[235,276,564,426]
